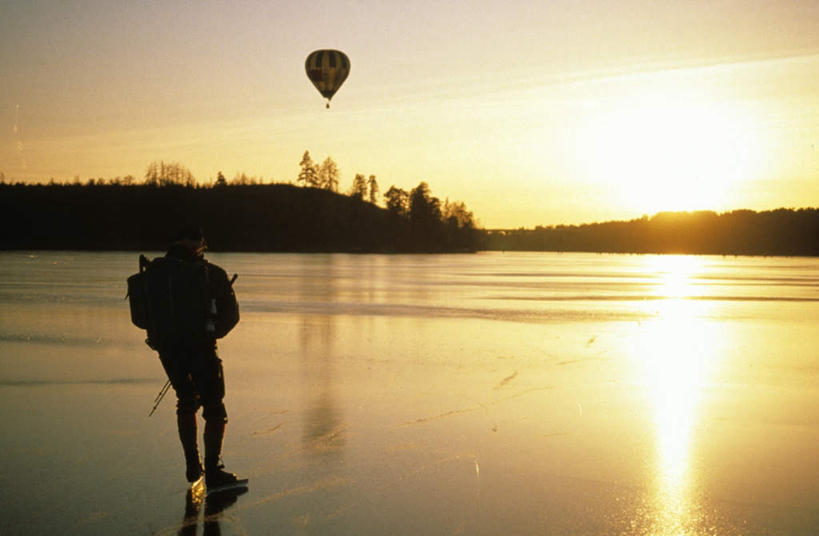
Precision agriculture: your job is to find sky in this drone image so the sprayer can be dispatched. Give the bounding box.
[1,0,818,228]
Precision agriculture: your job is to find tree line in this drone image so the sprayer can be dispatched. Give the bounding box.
[0,155,479,253]
[485,209,819,256]
[3,159,816,256]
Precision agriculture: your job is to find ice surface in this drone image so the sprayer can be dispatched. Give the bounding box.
[1,251,818,534]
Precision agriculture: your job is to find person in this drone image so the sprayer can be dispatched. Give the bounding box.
[145,224,241,487]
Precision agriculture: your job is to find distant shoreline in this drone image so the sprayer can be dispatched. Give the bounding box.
[1,182,816,257]
[482,208,819,257]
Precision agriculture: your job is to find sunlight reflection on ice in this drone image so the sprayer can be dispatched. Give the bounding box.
[634,255,717,534]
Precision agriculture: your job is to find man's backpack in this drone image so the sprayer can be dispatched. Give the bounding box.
[126,255,152,330]
[127,254,214,348]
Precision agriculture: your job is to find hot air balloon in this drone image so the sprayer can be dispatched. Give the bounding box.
[305,49,350,109]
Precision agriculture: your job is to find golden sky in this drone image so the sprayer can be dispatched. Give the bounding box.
[2,1,818,228]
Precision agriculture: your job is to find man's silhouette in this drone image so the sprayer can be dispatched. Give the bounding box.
[144,225,241,487]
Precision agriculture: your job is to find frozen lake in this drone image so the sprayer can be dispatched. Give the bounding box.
[1,251,818,535]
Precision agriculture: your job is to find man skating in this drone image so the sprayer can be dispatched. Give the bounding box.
[138,224,242,488]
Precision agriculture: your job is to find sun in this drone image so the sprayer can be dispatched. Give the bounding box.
[576,92,769,214]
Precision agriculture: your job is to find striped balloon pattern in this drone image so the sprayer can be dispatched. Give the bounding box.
[305,50,350,107]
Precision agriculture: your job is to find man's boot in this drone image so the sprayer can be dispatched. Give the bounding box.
[204,418,240,487]
[177,412,204,483]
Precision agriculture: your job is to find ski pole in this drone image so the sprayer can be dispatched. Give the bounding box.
[149,379,172,417]
[153,379,170,402]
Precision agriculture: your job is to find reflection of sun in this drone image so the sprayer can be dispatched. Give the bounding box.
[577,93,768,214]
[647,254,701,298]
[633,255,717,535]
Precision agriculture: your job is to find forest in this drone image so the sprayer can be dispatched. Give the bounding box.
[0,167,479,254]
[485,209,819,257]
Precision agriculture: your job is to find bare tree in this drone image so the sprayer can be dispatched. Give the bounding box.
[144,161,196,187]
[318,157,339,191]
[385,186,409,216]
[443,199,475,228]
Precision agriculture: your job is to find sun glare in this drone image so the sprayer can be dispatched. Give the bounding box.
[630,255,720,534]
[647,254,702,299]
[577,92,769,214]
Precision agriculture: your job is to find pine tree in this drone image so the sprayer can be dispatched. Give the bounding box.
[368,175,379,204]
[297,150,319,187]
[350,173,367,199]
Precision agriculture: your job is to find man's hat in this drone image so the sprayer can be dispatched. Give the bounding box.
[173,223,204,243]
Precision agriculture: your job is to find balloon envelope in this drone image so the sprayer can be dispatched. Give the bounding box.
[305,50,350,103]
